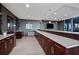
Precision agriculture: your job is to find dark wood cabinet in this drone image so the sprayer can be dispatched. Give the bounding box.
[6,37,13,54]
[47,39,54,55]
[0,42,6,55]
[54,44,66,55]
[35,31,79,55]
[15,32,23,39]
[0,35,16,55]
[35,32,55,55]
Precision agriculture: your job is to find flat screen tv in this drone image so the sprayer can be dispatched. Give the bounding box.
[47,23,54,29]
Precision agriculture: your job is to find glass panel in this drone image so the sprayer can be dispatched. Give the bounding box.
[7,16,14,34]
[26,24,33,29]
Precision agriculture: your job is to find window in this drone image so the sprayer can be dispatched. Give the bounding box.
[26,24,32,29]
[69,23,71,30]
[75,23,79,28]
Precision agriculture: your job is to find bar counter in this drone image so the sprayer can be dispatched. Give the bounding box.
[35,30,79,55]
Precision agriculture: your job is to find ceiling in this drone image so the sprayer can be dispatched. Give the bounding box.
[2,3,79,21]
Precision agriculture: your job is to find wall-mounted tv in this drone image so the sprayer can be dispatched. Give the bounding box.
[47,23,54,29]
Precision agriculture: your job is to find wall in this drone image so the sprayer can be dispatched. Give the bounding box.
[19,20,59,36]
[17,19,65,36]
[19,20,41,36]
[57,21,64,31]
[41,20,64,31]
[0,4,19,34]
[41,20,58,30]
[19,20,58,36]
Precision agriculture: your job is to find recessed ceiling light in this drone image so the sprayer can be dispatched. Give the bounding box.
[54,12,56,15]
[49,21,51,23]
[26,4,30,8]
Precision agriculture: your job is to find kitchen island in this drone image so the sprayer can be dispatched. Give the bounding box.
[35,30,79,55]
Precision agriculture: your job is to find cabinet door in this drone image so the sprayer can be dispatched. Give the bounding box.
[0,43,6,55]
[0,35,15,55]
[44,39,48,54]
[47,39,54,55]
[6,39,10,54]
[6,38,13,54]
[54,44,66,55]
[12,36,15,47]
[15,32,23,39]
[39,34,43,45]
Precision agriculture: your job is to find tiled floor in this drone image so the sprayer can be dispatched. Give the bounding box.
[9,36,45,55]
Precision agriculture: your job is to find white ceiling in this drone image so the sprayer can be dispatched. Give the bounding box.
[2,3,79,21]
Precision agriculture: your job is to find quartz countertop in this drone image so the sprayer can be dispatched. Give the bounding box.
[41,29,79,35]
[36,30,79,48]
[0,34,14,40]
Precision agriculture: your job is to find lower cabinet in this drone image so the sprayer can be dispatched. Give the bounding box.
[15,32,23,39]
[35,32,55,55]
[43,39,48,54]
[0,42,6,55]
[6,38,13,54]
[0,35,15,55]
[54,44,66,55]
[47,39,54,55]
[35,31,79,55]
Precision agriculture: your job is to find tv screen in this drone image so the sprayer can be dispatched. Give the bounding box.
[47,23,54,29]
